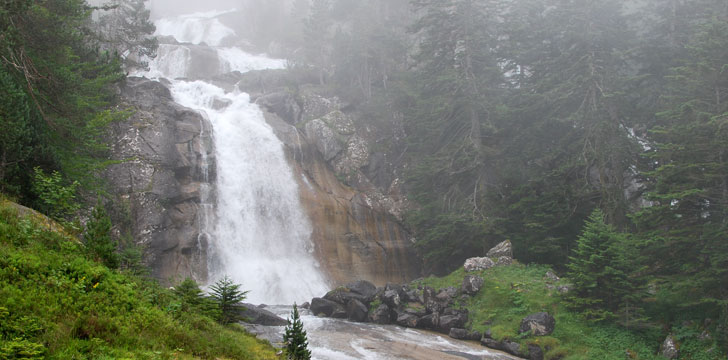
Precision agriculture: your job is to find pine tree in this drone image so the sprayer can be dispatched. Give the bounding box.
[566,209,639,323]
[172,278,220,319]
[283,303,311,360]
[209,275,248,325]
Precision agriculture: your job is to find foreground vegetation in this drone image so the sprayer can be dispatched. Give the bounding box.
[415,264,724,360]
[0,198,278,359]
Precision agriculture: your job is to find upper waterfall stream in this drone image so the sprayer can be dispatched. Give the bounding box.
[141,11,329,304]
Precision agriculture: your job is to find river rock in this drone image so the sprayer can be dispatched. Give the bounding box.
[438,311,468,334]
[346,280,378,302]
[368,303,392,324]
[487,240,513,259]
[449,328,481,341]
[418,313,439,329]
[462,275,485,295]
[324,286,369,306]
[422,286,443,314]
[236,303,287,326]
[310,297,344,317]
[519,312,556,336]
[660,335,679,359]
[396,312,419,328]
[346,299,369,322]
[382,289,401,308]
[464,257,496,272]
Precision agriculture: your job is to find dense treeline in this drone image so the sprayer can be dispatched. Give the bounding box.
[283,0,728,353]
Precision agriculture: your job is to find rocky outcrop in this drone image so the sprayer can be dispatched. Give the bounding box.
[238,72,420,286]
[236,303,287,326]
[464,240,514,272]
[105,77,214,284]
[519,312,556,336]
[660,335,679,359]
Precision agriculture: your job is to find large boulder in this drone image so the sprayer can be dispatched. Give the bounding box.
[462,275,485,295]
[448,328,481,341]
[396,312,419,328]
[236,304,287,326]
[368,303,392,324]
[486,240,513,259]
[324,282,375,306]
[382,289,401,308]
[438,311,468,334]
[345,280,378,301]
[464,257,496,272]
[346,299,369,322]
[310,297,344,317]
[417,313,439,329]
[519,312,556,336]
[660,335,679,359]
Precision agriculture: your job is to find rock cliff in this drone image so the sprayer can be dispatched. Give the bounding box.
[105,77,214,283]
[248,80,421,286]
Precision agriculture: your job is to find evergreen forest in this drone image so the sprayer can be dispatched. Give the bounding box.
[1,0,727,358]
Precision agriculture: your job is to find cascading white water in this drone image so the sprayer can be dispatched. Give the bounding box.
[142,11,329,304]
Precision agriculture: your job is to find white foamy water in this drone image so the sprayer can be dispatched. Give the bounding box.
[154,10,237,46]
[141,12,329,304]
[251,306,519,360]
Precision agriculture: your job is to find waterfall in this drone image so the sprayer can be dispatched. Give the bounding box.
[141,11,329,304]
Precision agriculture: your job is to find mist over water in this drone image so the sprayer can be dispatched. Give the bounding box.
[141,9,329,304]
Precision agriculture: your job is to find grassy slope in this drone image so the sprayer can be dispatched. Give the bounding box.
[414,265,668,360]
[0,199,278,360]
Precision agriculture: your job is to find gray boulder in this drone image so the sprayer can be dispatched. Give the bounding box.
[496,256,513,266]
[448,328,481,341]
[236,303,287,326]
[462,275,485,295]
[382,289,401,308]
[368,303,392,324]
[438,313,468,334]
[310,297,344,317]
[519,312,556,336]
[463,257,496,272]
[487,240,513,259]
[345,280,378,301]
[396,312,419,328]
[660,335,679,359]
[346,299,369,322]
[418,313,439,329]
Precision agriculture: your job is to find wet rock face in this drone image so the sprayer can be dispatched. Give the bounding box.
[105,77,214,284]
[251,81,420,287]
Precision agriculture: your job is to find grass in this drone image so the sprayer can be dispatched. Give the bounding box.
[0,199,279,359]
[413,265,670,360]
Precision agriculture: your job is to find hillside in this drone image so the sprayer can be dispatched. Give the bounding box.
[0,198,278,359]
